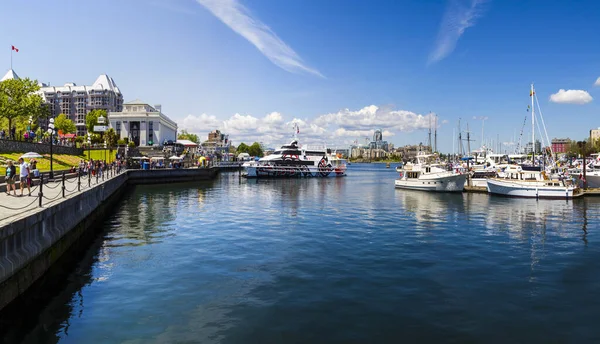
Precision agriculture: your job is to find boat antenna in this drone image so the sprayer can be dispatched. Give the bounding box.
[428,112,432,153]
[531,83,535,165]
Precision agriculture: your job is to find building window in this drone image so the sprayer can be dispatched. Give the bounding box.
[148,121,154,144]
[116,121,121,137]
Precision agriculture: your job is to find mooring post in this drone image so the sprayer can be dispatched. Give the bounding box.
[78,171,81,192]
[62,172,66,198]
[38,174,43,207]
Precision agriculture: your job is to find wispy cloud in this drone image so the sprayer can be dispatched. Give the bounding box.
[196,0,323,78]
[428,0,488,64]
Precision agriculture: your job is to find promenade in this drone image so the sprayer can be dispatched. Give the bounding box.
[0,170,122,226]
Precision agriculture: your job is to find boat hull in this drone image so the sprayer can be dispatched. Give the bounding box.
[486,179,578,199]
[570,173,600,188]
[395,173,467,192]
[243,165,346,178]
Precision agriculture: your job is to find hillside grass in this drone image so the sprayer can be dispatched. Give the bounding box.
[0,149,116,172]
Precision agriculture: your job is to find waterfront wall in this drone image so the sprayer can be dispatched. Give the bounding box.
[0,140,84,155]
[0,167,219,311]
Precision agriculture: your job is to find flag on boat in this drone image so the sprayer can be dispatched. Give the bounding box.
[530,90,535,97]
[527,105,530,112]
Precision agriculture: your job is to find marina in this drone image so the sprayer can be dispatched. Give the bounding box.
[3,164,600,343]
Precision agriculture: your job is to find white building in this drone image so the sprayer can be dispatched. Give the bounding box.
[108,99,177,147]
[36,74,124,136]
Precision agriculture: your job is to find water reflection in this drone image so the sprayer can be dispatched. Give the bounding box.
[5,168,600,343]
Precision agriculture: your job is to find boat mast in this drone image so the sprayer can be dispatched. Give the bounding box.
[434,114,438,153]
[531,83,535,165]
[428,113,432,153]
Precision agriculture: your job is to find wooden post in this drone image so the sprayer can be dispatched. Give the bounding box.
[38,174,43,207]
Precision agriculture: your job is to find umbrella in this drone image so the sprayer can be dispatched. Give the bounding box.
[20,152,43,159]
[169,156,182,160]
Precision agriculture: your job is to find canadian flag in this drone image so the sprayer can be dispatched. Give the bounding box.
[11,45,18,52]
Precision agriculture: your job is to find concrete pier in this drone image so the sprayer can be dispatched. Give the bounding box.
[0,167,218,311]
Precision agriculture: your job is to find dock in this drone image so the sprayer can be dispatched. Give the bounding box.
[463,185,487,193]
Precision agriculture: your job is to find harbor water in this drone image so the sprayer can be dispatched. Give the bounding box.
[3,164,600,343]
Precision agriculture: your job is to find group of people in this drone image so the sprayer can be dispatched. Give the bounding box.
[76,158,125,177]
[4,158,36,197]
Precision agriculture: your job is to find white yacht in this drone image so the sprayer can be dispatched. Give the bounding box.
[395,153,467,192]
[487,165,580,199]
[569,158,600,188]
[242,140,347,178]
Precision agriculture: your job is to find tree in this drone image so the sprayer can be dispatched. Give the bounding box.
[0,78,43,139]
[105,127,118,151]
[86,109,107,133]
[236,142,250,154]
[248,142,263,157]
[177,129,200,143]
[55,113,76,134]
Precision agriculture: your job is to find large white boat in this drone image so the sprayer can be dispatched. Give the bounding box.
[242,140,347,178]
[487,166,580,199]
[395,153,467,192]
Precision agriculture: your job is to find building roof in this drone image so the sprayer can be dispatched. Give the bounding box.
[123,99,148,105]
[176,139,199,147]
[38,74,122,94]
[1,69,20,81]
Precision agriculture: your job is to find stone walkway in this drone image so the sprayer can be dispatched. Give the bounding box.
[0,170,123,226]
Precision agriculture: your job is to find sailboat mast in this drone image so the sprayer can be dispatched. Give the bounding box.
[428,114,432,153]
[531,83,535,163]
[434,115,438,153]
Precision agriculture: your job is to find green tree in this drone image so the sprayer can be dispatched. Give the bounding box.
[105,127,118,151]
[248,142,263,157]
[177,129,200,143]
[0,78,43,138]
[236,142,250,154]
[86,109,107,133]
[54,113,76,134]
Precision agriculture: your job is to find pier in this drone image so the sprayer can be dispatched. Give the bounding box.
[0,167,219,312]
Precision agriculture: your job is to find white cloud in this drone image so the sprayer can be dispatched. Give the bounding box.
[196,0,323,77]
[594,77,600,87]
[428,0,488,64]
[549,89,593,105]
[180,105,441,147]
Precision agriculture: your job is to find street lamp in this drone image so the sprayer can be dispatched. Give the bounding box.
[27,116,33,141]
[47,117,56,179]
[87,132,92,160]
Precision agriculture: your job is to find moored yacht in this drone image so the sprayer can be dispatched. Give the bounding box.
[242,140,347,178]
[395,153,467,192]
[486,166,580,199]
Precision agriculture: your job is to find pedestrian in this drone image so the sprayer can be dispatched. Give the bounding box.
[17,157,31,196]
[5,160,17,196]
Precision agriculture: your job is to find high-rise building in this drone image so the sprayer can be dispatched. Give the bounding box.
[590,128,600,144]
[37,74,124,136]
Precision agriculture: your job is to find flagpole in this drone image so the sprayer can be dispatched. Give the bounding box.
[10,46,12,70]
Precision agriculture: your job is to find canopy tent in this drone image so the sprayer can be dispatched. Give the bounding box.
[59,133,76,139]
[169,156,183,160]
[20,152,43,159]
[132,156,150,160]
[150,157,165,161]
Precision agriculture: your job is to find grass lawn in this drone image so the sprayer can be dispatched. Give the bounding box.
[0,149,116,173]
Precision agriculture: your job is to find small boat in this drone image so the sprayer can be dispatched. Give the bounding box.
[386,162,390,168]
[487,166,580,199]
[395,152,467,192]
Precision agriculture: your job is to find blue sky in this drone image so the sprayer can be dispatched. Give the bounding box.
[2,0,599,152]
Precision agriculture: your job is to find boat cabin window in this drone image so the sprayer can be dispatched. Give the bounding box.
[305,151,325,156]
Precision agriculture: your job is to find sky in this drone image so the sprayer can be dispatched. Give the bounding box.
[2,0,599,152]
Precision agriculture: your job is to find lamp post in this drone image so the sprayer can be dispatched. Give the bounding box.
[104,140,107,162]
[28,116,33,141]
[48,117,56,179]
[87,132,92,160]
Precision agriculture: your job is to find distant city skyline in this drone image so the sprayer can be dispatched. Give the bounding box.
[2,0,599,152]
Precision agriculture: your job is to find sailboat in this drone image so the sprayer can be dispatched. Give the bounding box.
[486,84,581,199]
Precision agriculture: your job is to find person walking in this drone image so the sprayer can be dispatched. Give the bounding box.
[17,157,31,196]
[5,160,17,196]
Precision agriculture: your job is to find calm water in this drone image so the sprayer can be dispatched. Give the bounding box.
[4,164,600,343]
